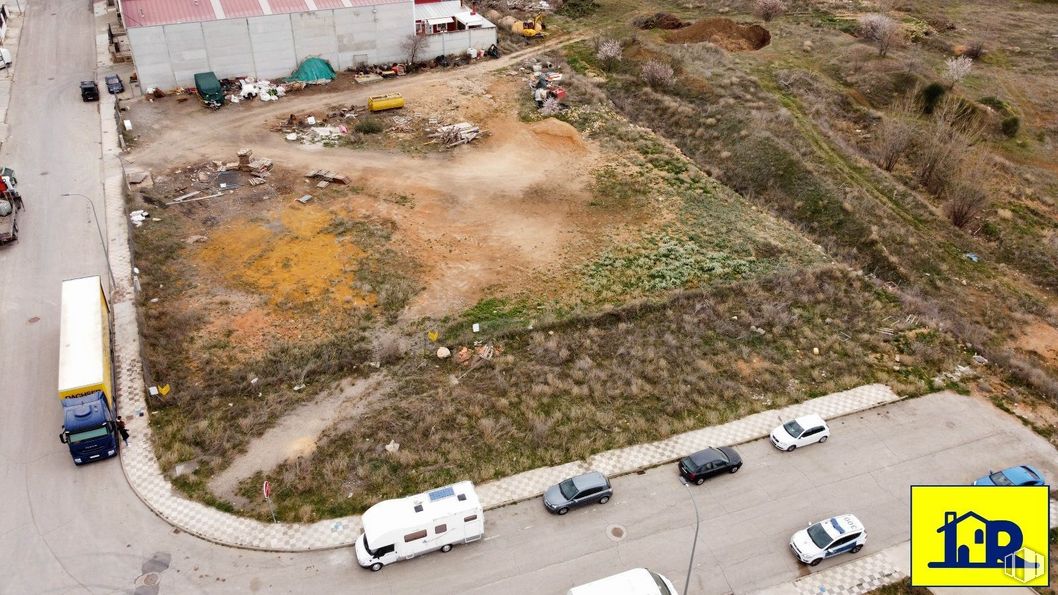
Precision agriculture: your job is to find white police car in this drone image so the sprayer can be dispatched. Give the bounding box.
[790,514,866,566]
[770,414,830,451]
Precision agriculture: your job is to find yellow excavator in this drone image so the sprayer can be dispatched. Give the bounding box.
[512,14,547,38]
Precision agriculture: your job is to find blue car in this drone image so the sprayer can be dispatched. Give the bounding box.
[973,465,1046,486]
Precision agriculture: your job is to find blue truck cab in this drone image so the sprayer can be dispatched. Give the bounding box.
[59,393,118,464]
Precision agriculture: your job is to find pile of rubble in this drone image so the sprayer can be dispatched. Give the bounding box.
[429,122,484,147]
[230,77,309,104]
[526,60,569,114]
[277,109,363,144]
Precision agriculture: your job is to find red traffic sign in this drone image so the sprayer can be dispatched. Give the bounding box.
[263,480,272,499]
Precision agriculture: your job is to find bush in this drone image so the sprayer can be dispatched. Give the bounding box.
[859,13,901,56]
[641,60,675,88]
[596,39,622,71]
[754,0,787,22]
[1001,116,1020,137]
[557,0,599,18]
[963,40,985,60]
[355,117,384,134]
[920,83,946,114]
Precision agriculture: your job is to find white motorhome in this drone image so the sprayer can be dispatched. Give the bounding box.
[568,568,679,595]
[355,480,484,571]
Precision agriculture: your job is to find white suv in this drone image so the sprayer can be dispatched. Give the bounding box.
[790,514,866,566]
[770,414,830,451]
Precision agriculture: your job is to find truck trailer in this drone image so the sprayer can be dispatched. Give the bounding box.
[57,276,119,465]
[355,481,484,571]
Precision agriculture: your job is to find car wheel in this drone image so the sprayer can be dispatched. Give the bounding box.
[729,465,741,473]
[819,435,828,444]
[598,496,610,505]
[809,558,822,567]
[370,562,383,572]
[557,507,569,515]
[786,445,796,452]
[694,477,705,485]
[851,544,862,554]
[441,544,453,553]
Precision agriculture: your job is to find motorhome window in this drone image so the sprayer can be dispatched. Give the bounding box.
[434,524,447,534]
[376,544,395,556]
[457,494,467,501]
[404,530,427,542]
[414,504,423,512]
[69,426,110,443]
[464,515,478,522]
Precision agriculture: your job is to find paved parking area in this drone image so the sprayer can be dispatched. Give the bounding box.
[367,392,1058,595]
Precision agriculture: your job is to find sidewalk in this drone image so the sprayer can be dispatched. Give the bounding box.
[0,1,25,148]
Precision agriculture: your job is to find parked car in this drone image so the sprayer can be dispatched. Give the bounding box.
[790,514,866,566]
[771,414,830,451]
[104,74,124,94]
[678,446,742,485]
[973,465,1046,486]
[543,471,612,515]
[0,48,13,70]
[567,568,678,595]
[80,80,99,102]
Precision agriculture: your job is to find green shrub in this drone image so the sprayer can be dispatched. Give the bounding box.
[355,117,384,134]
[920,83,946,114]
[977,96,1010,114]
[1001,116,1020,137]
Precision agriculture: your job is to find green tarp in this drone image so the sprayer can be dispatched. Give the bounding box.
[288,58,336,84]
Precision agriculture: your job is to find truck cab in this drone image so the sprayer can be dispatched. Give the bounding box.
[59,393,118,464]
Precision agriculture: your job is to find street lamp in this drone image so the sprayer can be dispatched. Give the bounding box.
[678,476,701,595]
[62,193,116,290]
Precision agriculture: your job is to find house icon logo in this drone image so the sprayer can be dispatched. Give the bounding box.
[928,510,1042,580]
[910,486,1049,587]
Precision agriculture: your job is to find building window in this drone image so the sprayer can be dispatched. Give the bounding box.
[435,524,447,534]
[404,530,428,542]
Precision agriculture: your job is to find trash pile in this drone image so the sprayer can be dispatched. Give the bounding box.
[129,209,150,227]
[526,60,569,114]
[429,122,483,147]
[276,108,363,144]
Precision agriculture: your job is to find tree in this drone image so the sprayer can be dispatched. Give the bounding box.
[401,32,427,66]
[596,39,623,71]
[754,0,787,22]
[944,151,993,228]
[943,55,973,89]
[641,60,675,88]
[859,14,901,57]
[873,92,918,172]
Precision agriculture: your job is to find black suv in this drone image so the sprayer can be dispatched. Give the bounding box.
[80,80,100,102]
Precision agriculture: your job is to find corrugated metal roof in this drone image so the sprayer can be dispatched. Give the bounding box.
[122,0,407,27]
[413,0,462,20]
[218,0,263,19]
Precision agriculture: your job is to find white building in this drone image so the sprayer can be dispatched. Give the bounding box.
[120,0,495,91]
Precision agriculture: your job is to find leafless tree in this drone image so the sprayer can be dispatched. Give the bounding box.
[401,33,428,66]
[754,0,787,22]
[944,151,993,228]
[641,60,675,88]
[859,14,901,57]
[596,39,623,71]
[943,55,973,89]
[873,92,918,172]
[916,97,982,194]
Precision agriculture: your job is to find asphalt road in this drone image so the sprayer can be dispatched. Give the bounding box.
[2,2,1057,594]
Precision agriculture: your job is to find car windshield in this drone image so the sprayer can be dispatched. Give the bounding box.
[0,200,10,216]
[807,523,832,548]
[69,426,109,443]
[559,479,578,500]
[363,534,377,556]
[649,571,672,595]
[783,420,804,438]
[988,471,1013,486]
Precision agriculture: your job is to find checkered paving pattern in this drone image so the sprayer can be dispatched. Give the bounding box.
[793,549,906,595]
[1051,499,1057,528]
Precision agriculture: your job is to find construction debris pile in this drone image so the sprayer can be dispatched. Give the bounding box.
[272,106,487,149]
[140,149,276,207]
[526,60,569,114]
[429,122,484,147]
[276,107,363,144]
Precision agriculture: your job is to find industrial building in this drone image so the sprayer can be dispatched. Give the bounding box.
[119,0,495,91]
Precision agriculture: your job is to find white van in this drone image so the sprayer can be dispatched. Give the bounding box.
[568,568,679,595]
[355,480,484,571]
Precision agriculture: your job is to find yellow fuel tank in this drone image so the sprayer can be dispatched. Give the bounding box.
[368,93,405,112]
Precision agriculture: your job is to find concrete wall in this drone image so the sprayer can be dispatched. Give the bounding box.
[127,1,413,90]
[419,26,497,60]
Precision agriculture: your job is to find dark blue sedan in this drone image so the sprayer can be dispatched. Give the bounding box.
[973,465,1046,486]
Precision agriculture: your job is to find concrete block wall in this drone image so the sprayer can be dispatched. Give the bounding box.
[127,0,414,90]
[420,26,497,60]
